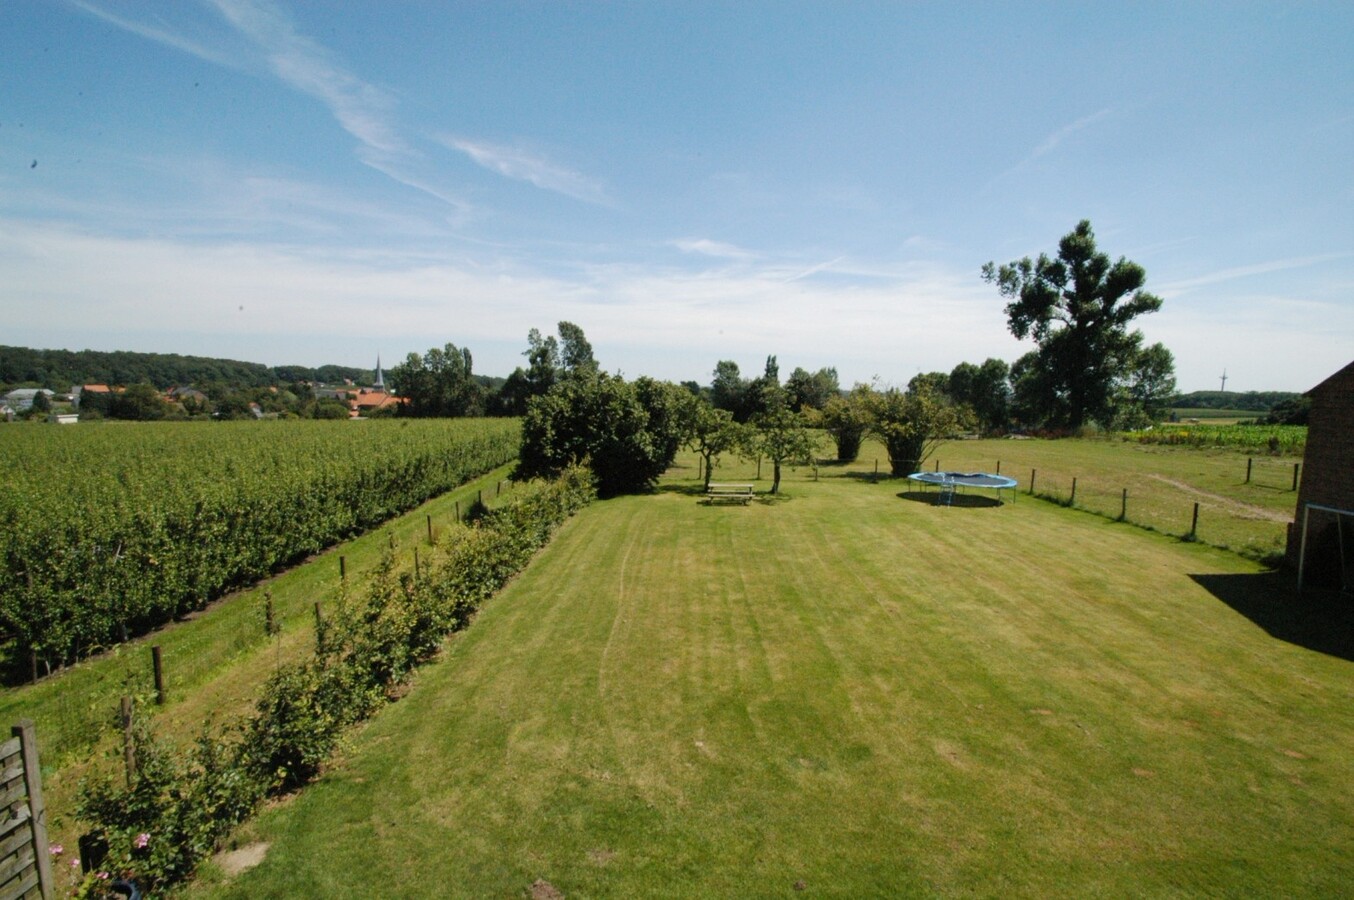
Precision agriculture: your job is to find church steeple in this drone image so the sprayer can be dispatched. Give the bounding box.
[375,355,384,390]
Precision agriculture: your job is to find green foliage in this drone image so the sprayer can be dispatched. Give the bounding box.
[1171,390,1301,412]
[75,466,594,892]
[1259,396,1311,426]
[687,404,748,489]
[0,419,519,673]
[517,373,687,497]
[785,366,840,412]
[77,720,262,889]
[388,343,483,417]
[983,220,1169,429]
[748,391,820,494]
[1129,423,1306,454]
[859,382,969,476]
[947,358,1010,434]
[820,386,871,462]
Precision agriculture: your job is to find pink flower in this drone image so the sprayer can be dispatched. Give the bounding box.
[134,833,150,849]
[96,872,110,881]
[48,844,63,856]
[70,858,80,869]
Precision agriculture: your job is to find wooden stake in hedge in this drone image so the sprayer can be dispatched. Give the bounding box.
[264,590,276,636]
[152,645,165,705]
[414,547,421,580]
[314,602,326,654]
[339,555,347,581]
[427,514,433,544]
[121,696,136,785]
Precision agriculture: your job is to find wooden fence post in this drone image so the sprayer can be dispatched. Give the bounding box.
[1120,488,1128,521]
[1246,457,1253,483]
[934,459,940,472]
[427,514,433,544]
[996,460,1001,475]
[339,555,346,581]
[1292,462,1301,492]
[121,697,135,786]
[1029,469,1037,495]
[1070,477,1077,506]
[414,547,421,580]
[497,480,502,497]
[314,603,325,654]
[152,646,165,705]
[12,720,54,900]
[1190,502,1200,538]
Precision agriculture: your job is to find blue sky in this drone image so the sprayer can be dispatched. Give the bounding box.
[2,1,1350,392]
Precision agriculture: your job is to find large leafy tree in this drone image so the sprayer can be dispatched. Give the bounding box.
[785,366,840,412]
[948,358,1011,435]
[982,220,1165,429]
[389,343,482,417]
[820,385,871,462]
[1113,342,1177,430]
[517,371,687,498]
[860,382,968,476]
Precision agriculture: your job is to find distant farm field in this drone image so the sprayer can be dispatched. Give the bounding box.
[188,445,1352,898]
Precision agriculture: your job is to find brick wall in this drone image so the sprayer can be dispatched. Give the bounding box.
[1287,360,1354,582]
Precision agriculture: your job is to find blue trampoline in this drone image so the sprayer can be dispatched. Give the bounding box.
[907,471,1018,506]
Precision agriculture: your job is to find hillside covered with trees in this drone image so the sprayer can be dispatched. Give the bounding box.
[0,346,371,391]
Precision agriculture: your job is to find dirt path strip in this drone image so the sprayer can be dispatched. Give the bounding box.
[1146,474,1294,523]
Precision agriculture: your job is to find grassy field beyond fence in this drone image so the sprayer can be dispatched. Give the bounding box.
[188,443,1351,898]
[915,437,1300,561]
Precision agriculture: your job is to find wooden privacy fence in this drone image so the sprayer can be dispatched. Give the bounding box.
[0,721,52,900]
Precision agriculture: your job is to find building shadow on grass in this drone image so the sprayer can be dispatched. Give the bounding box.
[1190,571,1354,662]
[897,490,1004,509]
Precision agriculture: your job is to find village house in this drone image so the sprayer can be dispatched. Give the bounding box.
[1288,359,1354,590]
[71,384,114,409]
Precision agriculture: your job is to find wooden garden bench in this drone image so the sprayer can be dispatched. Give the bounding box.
[706,483,754,505]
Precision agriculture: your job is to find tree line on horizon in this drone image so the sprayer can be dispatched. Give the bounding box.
[4,222,1305,431]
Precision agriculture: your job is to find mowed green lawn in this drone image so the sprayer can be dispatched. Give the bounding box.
[192,456,1353,898]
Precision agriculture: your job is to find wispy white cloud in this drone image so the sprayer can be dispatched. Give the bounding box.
[1027,107,1113,162]
[442,136,611,206]
[1157,253,1350,295]
[782,256,844,283]
[70,0,468,212]
[208,0,402,153]
[672,238,756,260]
[67,0,244,68]
[983,107,1114,191]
